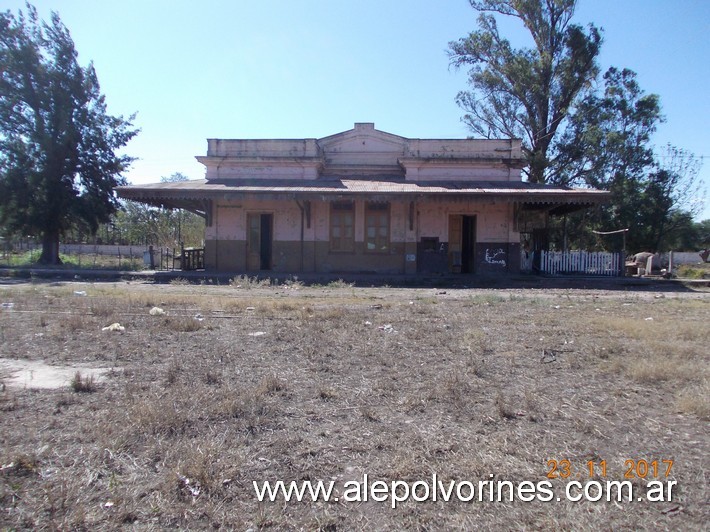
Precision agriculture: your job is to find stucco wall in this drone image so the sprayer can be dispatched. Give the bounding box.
[414,200,514,242]
[204,197,520,274]
[209,201,303,241]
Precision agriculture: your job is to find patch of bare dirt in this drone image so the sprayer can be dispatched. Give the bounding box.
[0,359,113,389]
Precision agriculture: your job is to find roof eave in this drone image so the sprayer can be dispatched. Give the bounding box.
[116,185,610,207]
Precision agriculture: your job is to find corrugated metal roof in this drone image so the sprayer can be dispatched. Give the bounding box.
[116,178,609,204]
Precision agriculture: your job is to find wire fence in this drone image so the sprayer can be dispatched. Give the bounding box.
[0,241,183,271]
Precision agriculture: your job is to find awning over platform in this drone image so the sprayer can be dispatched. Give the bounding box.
[116,178,610,215]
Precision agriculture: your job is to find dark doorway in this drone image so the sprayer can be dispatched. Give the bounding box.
[461,215,476,273]
[259,213,272,270]
[247,213,273,271]
[531,227,549,272]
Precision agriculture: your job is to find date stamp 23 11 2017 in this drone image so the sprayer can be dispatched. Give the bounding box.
[545,459,678,503]
[546,459,674,480]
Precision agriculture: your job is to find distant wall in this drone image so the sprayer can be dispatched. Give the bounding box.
[661,251,708,266]
[11,242,153,256]
[631,251,708,269]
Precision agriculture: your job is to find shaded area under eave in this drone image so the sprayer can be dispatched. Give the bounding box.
[115,178,611,219]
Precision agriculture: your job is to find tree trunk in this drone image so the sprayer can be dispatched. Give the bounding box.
[38,229,62,265]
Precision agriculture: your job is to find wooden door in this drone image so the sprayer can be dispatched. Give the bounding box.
[448,215,462,273]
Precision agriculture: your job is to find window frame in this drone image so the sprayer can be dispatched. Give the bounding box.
[329,201,355,253]
[364,201,390,254]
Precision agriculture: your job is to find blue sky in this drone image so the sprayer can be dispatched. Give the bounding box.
[5,0,710,220]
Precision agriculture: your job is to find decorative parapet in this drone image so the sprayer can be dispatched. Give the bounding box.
[197,124,525,183]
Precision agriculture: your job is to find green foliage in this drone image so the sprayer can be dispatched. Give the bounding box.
[449,0,602,183]
[656,211,700,252]
[697,219,710,248]
[553,67,661,188]
[0,4,137,264]
[676,265,708,280]
[96,173,205,248]
[0,249,144,270]
[451,3,704,253]
[109,199,205,248]
[553,68,703,252]
[666,217,710,252]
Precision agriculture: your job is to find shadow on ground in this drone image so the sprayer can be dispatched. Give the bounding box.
[1,266,708,292]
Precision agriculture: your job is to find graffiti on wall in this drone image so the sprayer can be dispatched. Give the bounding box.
[484,248,506,267]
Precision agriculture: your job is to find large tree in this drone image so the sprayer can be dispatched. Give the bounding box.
[449,0,601,183]
[638,146,702,251]
[450,1,705,253]
[554,68,702,252]
[554,67,662,188]
[0,4,137,264]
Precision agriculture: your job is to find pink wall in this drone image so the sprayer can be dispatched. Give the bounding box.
[208,198,518,246]
[415,201,514,242]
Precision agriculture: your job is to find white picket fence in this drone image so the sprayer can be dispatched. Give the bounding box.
[540,250,622,276]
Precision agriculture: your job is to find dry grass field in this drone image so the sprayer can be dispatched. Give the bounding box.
[0,277,708,530]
